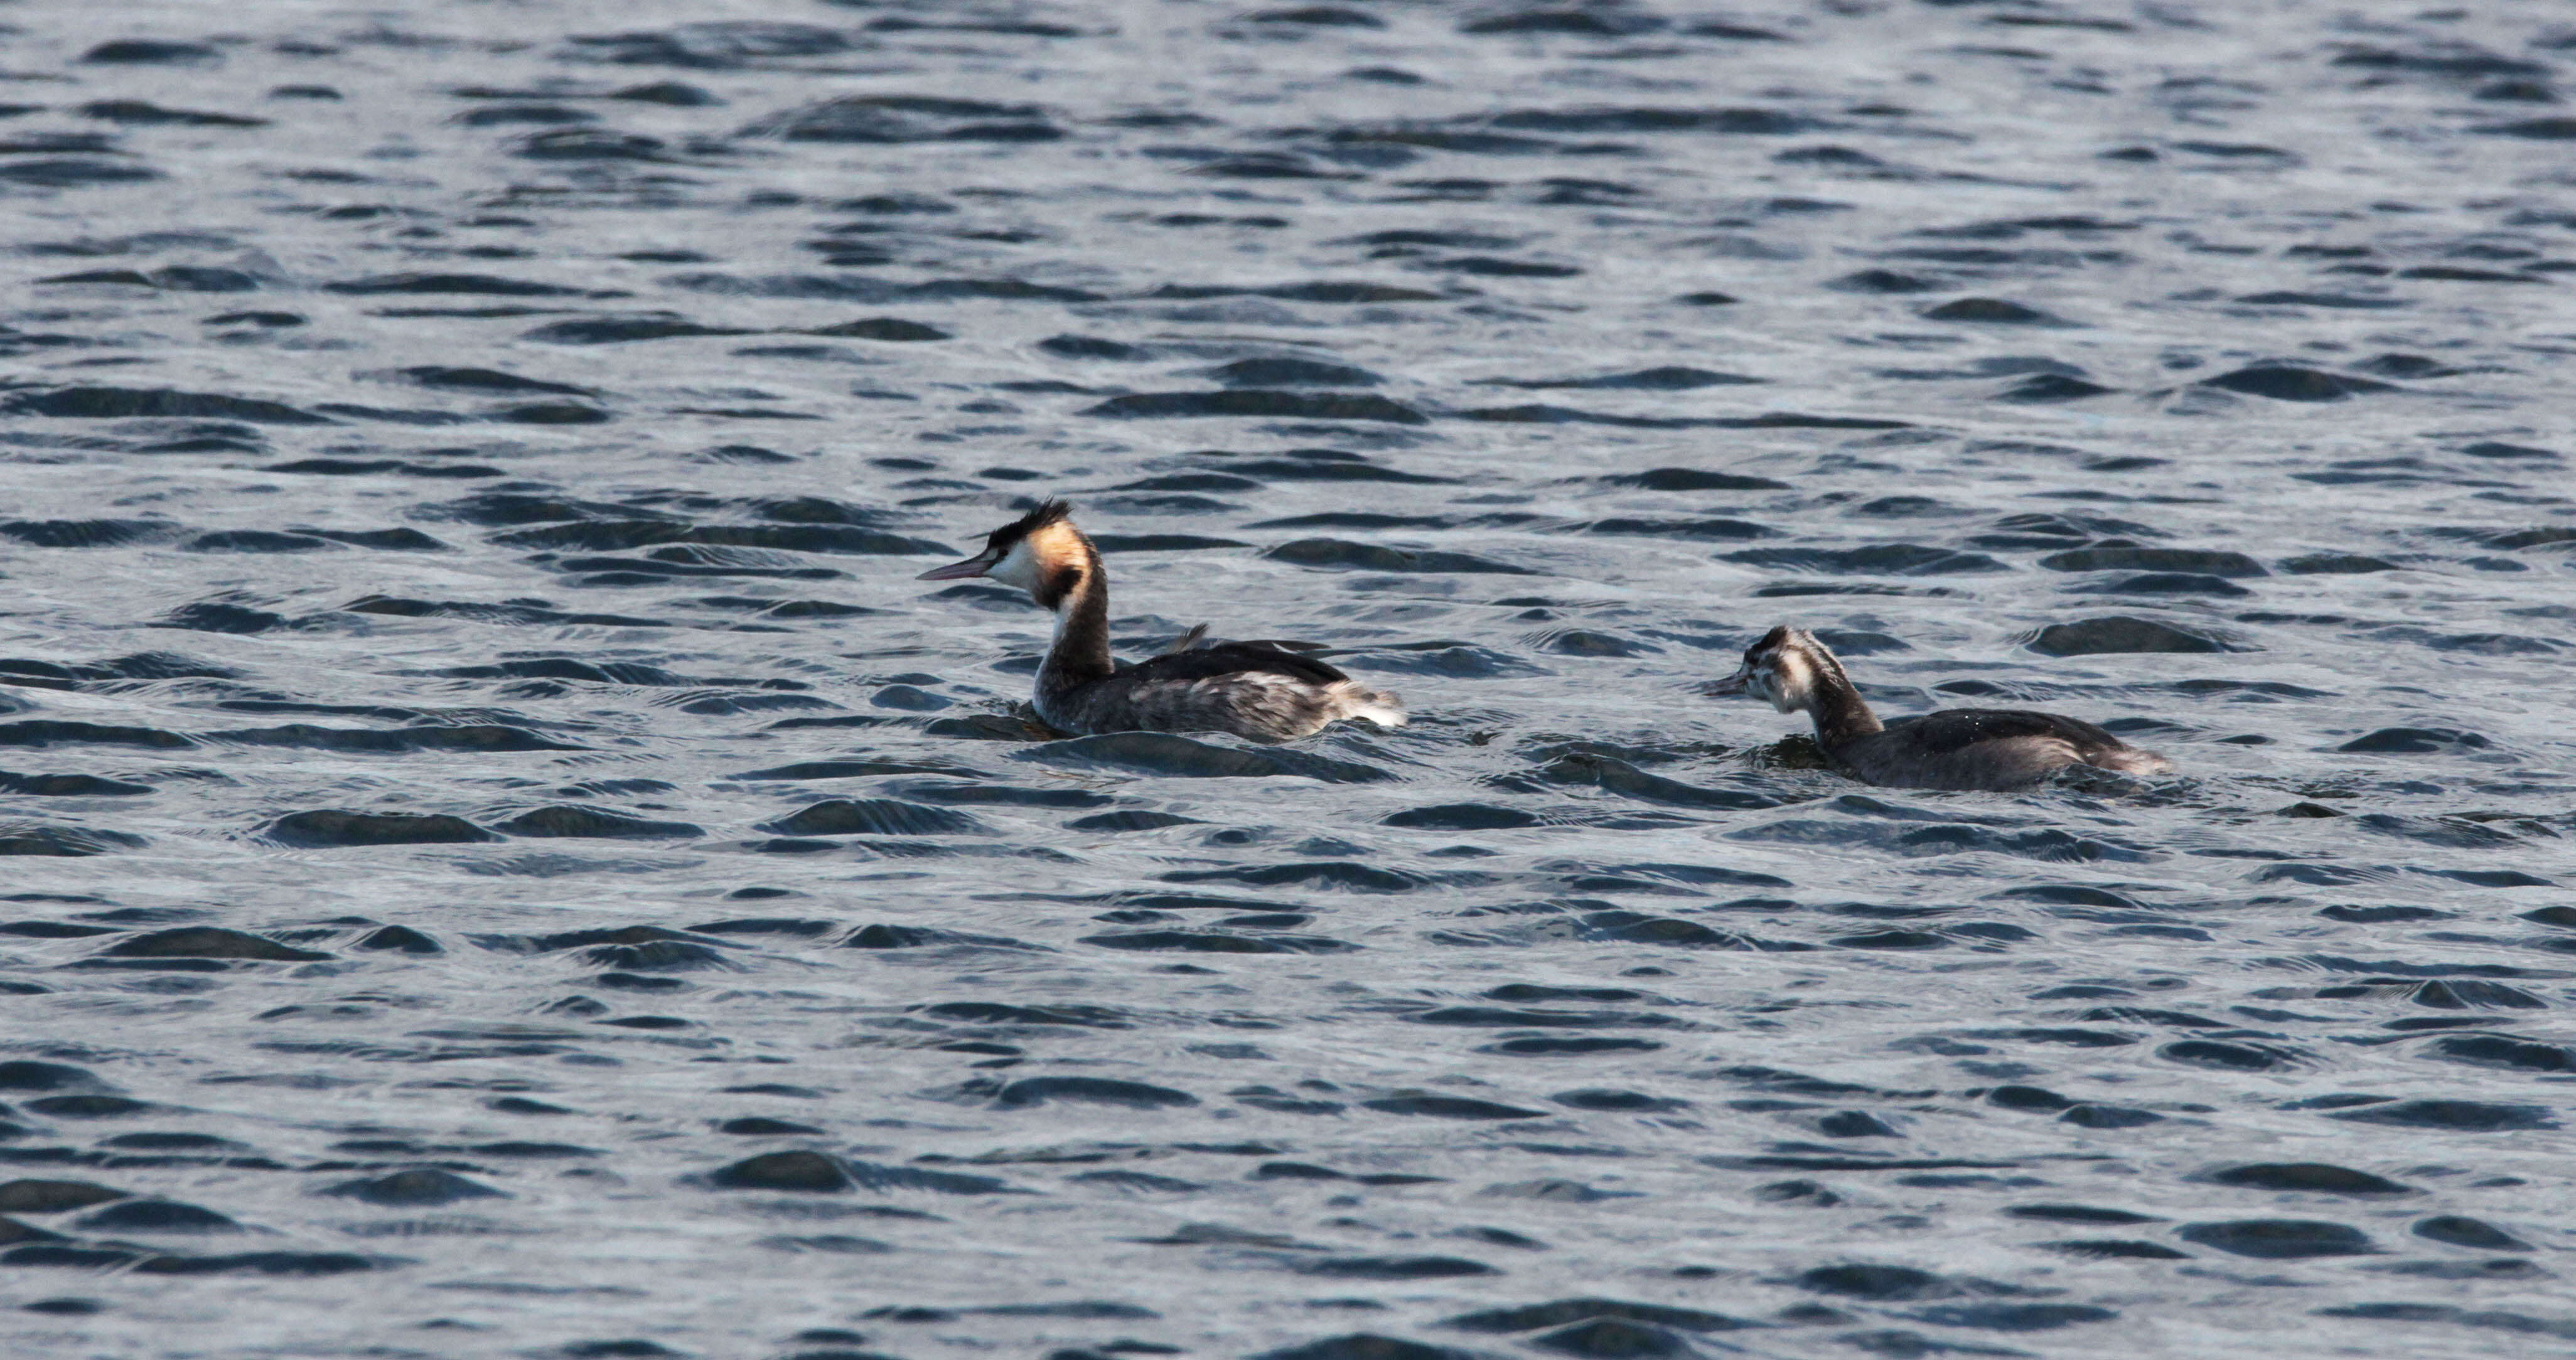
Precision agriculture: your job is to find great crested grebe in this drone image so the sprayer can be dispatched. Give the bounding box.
[915,500,1407,741]
[1711,626,2176,791]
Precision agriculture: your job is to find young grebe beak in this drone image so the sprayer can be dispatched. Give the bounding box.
[1705,665,1751,697]
[916,550,999,581]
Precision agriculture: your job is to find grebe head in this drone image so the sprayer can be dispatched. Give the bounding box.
[916,499,1091,608]
[1710,625,1834,714]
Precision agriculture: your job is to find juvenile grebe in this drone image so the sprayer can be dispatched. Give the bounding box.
[916,500,1407,741]
[1711,626,2175,791]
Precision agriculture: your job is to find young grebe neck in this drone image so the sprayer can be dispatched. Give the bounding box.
[1768,635,1884,749]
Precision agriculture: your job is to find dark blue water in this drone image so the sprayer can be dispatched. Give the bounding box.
[3,3,2573,1356]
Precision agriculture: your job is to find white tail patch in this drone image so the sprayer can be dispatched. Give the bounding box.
[2088,747,2177,776]
[1329,681,1407,728]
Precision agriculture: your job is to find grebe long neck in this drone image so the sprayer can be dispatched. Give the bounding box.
[1798,643,1883,748]
[1038,541,1114,700]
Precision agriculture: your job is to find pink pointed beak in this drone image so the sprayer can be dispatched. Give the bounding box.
[916,553,994,582]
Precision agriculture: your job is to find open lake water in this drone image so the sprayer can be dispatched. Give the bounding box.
[2,1,2574,1356]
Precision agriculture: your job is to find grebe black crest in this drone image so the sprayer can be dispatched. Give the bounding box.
[1712,625,2176,791]
[917,500,1407,742]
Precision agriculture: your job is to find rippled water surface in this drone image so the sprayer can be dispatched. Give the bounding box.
[4,1,2575,1355]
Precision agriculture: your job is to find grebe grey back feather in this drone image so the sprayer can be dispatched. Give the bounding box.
[1712,625,2174,791]
[916,500,1406,741]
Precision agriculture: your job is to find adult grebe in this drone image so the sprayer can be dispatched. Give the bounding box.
[916,500,1407,741]
[1711,626,2175,791]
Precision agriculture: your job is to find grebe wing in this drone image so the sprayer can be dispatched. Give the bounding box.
[1117,641,1352,688]
[1157,623,1211,655]
[1886,708,2125,756]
